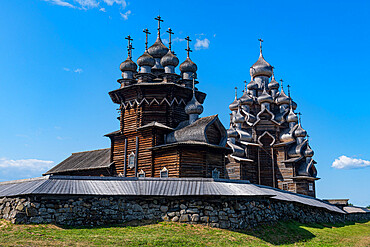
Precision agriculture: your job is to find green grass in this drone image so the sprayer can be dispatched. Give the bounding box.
[0,220,369,246]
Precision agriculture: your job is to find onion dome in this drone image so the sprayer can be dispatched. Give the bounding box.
[185,94,203,115]
[304,145,314,157]
[294,124,307,137]
[229,98,239,111]
[180,57,198,73]
[120,57,137,72]
[240,91,253,106]
[257,89,273,104]
[233,108,244,123]
[247,80,258,90]
[227,127,238,138]
[268,74,279,90]
[286,107,298,123]
[137,51,155,67]
[291,100,297,110]
[160,50,179,67]
[250,51,273,78]
[147,37,169,58]
[276,89,290,105]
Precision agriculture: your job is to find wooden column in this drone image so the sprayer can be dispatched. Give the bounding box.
[135,136,139,177]
[123,138,127,177]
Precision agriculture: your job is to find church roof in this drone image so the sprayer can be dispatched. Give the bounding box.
[44,148,111,175]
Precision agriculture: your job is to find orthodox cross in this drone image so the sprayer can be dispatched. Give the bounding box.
[258,38,263,53]
[244,80,247,91]
[167,28,174,51]
[297,112,302,123]
[125,35,134,58]
[234,87,238,99]
[280,79,284,90]
[143,29,150,51]
[185,36,192,57]
[154,15,163,36]
[287,84,291,98]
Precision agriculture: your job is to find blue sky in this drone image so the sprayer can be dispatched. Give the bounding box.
[0,0,369,206]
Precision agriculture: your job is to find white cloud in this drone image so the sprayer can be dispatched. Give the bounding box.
[44,0,76,8]
[332,156,370,169]
[99,7,106,12]
[63,67,83,73]
[120,10,131,20]
[194,38,210,50]
[43,0,127,10]
[74,68,83,73]
[0,158,54,181]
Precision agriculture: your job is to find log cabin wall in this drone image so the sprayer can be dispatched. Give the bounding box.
[153,149,180,177]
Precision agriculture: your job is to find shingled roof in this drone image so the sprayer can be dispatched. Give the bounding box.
[44,148,111,175]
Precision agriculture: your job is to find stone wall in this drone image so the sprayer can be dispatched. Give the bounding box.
[0,196,369,229]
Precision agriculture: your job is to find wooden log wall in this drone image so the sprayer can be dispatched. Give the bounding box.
[153,149,180,177]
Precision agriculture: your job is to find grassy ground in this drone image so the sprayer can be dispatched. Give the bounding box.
[0,219,369,246]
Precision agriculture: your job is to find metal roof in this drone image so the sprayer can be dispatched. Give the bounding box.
[343,206,370,214]
[0,176,344,213]
[44,149,111,175]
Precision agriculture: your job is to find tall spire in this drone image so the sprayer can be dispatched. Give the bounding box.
[154,15,163,37]
[297,112,302,124]
[185,36,192,58]
[167,28,174,51]
[287,84,291,98]
[280,79,284,90]
[125,35,134,59]
[234,87,238,99]
[258,38,263,55]
[143,29,150,51]
[244,80,247,91]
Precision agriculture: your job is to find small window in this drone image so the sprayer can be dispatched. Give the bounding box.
[138,169,145,177]
[128,152,135,169]
[118,172,123,177]
[160,167,168,178]
[283,183,288,191]
[212,168,220,179]
[309,183,314,191]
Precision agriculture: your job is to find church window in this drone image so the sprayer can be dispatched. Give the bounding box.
[212,168,220,179]
[128,152,135,169]
[309,183,313,191]
[283,183,288,191]
[138,169,145,177]
[160,167,168,178]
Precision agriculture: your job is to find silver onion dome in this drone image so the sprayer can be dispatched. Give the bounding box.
[185,94,203,115]
[137,51,155,67]
[276,89,290,105]
[286,108,298,123]
[180,57,198,73]
[294,124,307,137]
[120,57,137,72]
[268,74,279,90]
[291,100,298,110]
[160,50,179,67]
[233,108,244,123]
[229,97,239,111]
[257,89,273,104]
[240,90,253,105]
[147,37,169,58]
[247,80,258,90]
[227,127,238,138]
[250,52,273,78]
[304,145,314,157]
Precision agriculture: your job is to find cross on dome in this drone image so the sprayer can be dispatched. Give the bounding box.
[154,15,163,36]
[185,36,192,57]
[167,28,174,51]
[125,35,134,58]
[258,38,263,54]
[143,29,150,51]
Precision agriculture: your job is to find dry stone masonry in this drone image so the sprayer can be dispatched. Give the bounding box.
[1,196,369,228]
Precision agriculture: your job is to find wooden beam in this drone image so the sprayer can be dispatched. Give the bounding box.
[124,138,127,177]
[135,136,139,177]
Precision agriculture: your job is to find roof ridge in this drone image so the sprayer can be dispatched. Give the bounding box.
[72,148,110,155]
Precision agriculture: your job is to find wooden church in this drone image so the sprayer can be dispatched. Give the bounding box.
[225,40,319,197]
[45,16,230,179]
[45,17,318,198]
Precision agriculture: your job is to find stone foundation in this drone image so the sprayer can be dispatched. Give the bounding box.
[0,196,369,229]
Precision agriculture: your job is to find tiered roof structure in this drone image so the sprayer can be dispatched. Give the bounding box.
[226,40,318,197]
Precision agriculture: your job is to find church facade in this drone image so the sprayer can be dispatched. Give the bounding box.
[45,17,318,197]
